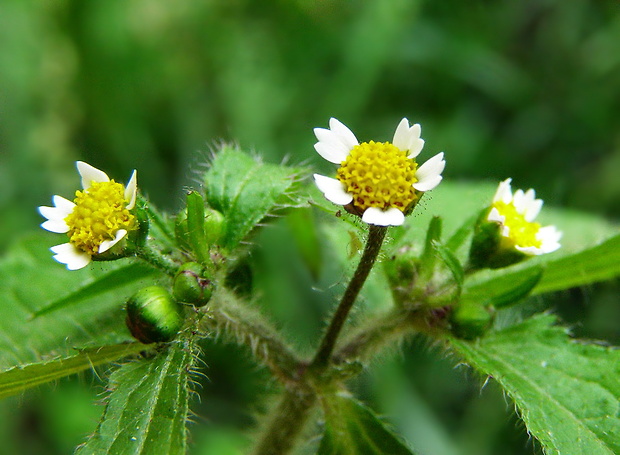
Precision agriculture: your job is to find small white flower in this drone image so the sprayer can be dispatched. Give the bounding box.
[313,118,445,226]
[38,161,138,270]
[488,178,561,255]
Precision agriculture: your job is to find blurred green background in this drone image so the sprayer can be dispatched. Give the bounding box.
[1,0,619,454]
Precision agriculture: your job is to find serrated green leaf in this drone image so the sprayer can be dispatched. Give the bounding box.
[463,233,620,303]
[203,146,303,249]
[0,343,145,400]
[318,391,416,455]
[451,314,620,455]
[0,233,164,369]
[78,338,194,455]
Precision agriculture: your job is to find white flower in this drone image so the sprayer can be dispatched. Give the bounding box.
[38,161,138,270]
[313,118,445,226]
[488,178,561,255]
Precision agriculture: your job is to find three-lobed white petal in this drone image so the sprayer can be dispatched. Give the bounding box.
[50,243,91,270]
[77,161,109,189]
[313,174,353,205]
[361,207,405,226]
[38,195,76,233]
[313,118,359,164]
[412,152,445,192]
[392,118,425,158]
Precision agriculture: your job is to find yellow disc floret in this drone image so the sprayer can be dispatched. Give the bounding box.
[493,201,542,249]
[64,180,135,255]
[336,141,418,212]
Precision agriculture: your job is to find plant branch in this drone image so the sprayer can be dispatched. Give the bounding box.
[200,288,303,385]
[136,243,179,276]
[311,225,388,368]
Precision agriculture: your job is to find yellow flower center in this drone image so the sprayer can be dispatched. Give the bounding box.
[493,201,542,249]
[64,180,135,255]
[336,141,418,212]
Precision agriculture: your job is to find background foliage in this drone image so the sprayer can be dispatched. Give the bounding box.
[1,0,619,453]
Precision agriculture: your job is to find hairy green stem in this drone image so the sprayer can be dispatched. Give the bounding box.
[311,225,388,368]
[251,387,317,455]
[136,243,178,276]
[200,288,302,384]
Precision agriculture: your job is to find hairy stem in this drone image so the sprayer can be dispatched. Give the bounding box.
[201,288,303,384]
[251,387,317,455]
[311,225,388,368]
[136,243,179,276]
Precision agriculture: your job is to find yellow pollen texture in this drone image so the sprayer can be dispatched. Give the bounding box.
[493,202,542,249]
[64,180,135,255]
[336,141,418,212]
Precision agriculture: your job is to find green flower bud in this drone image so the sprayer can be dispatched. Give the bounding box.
[173,262,214,307]
[126,286,184,344]
[175,207,225,251]
[450,301,494,340]
[203,207,225,245]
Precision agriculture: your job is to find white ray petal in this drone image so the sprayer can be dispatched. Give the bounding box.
[314,141,351,164]
[77,161,109,189]
[41,220,70,233]
[313,118,358,164]
[53,195,76,214]
[313,174,353,205]
[361,207,405,226]
[392,118,424,158]
[493,179,513,204]
[50,243,91,270]
[125,170,138,209]
[487,207,505,224]
[99,229,128,253]
[412,152,445,191]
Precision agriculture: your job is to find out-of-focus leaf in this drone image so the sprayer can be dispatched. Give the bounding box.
[418,216,442,283]
[77,338,194,455]
[318,390,416,455]
[451,314,620,455]
[203,146,304,249]
[0,234,163,369]
[0,343,145,400]
[463,233,620,302]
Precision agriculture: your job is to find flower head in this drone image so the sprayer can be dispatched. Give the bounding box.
[469,179,561,269]
[313,118,445,226]
[38,161,138,270]
[489,179,561,255]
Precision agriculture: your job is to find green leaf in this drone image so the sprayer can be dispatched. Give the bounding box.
[0,233,164,369]
[451,314,620,455]
[203,146,303,249]
[0,343,145,400]
[319,390,416,455]
[463,233,620,303]
[77,338,195,455]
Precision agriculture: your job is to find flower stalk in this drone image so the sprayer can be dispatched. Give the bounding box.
[311,224,388,368]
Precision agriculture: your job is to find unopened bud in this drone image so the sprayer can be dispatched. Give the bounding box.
[450,301,494,340]
[126,286,184,344]
[173,262,214,307]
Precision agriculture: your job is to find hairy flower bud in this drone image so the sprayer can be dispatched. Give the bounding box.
[126,286,184,344]
[173,262,214,307]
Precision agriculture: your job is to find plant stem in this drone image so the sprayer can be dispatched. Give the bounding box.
[311,225,388,368]
[136,243,178,276]
[251,387,317,455]
[201,288,302,384]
